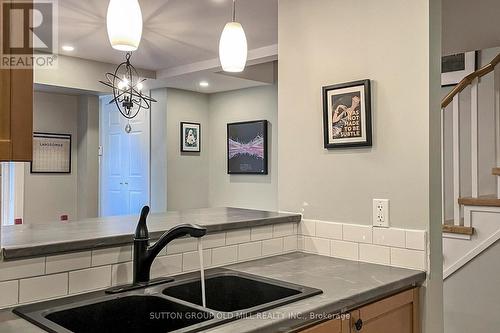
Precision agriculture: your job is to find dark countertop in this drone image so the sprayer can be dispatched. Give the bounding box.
[1,207,301,260]
[0,253,426,333]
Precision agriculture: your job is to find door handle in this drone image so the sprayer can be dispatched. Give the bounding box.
[354,318,363,331]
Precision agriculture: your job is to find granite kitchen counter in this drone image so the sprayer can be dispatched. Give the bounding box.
[1,207,301,260]
[0,252,426,333]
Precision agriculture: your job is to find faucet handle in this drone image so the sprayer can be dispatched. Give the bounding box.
[134,206,150,240]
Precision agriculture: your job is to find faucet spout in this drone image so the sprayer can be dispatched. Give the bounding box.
[132,206,207,285]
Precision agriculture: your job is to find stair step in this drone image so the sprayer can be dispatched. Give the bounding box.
[458,195,500,207]
[493,167,500,176]
[442,222,474,236]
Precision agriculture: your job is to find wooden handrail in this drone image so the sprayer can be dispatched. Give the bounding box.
[442,53,500,108]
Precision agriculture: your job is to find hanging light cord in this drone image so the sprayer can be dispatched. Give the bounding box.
[232,0,236,22]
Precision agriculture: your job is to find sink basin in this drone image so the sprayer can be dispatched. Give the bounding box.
[44,295,212,333]
[163,271,322,313]
[13,268,322,333]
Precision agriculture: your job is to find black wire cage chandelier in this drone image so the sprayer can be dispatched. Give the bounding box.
[100,52,156,127]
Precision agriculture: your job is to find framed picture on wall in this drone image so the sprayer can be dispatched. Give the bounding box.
[322,79,372,149]
[180,122,201,152]
[227,120,268,174]
[441,51,478,86]
[31,132,72,174]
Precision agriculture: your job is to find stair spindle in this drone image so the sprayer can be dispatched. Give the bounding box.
[453,95,461,226]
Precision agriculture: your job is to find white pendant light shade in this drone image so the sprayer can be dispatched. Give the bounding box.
[106,0,143,51]
[219,21,248,72]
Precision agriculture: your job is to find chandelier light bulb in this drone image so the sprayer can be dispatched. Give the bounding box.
[137,81,143,91]
[106,0,143,51]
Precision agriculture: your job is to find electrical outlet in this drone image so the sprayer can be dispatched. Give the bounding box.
[373,199,390,227]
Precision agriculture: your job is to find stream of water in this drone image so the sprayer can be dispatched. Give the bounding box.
[198,238,207,307]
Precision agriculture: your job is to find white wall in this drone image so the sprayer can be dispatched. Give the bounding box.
[166,89,210,211]
[278,0,442,332]
[208,85,278,210]
[24,92,79,223]
[442,47,499,220]
[444,237,500,333]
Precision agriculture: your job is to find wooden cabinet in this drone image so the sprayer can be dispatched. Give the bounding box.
[0,0,34,162]
[299,288,420,333]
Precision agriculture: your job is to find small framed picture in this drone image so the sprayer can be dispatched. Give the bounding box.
[441,51,478,87]
[180,122,201,152]
[322,79,372,149]
[227,120,268,174]
[31,132,72,174]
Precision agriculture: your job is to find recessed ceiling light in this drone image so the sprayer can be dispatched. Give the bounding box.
[199,81,209,87]
[62,45,75,52]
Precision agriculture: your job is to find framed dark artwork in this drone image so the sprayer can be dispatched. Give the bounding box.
[227,120,268,175]
[180,122,201,152]
[441,51,478,87]
[31,133,72,174]
[322,79,372,149]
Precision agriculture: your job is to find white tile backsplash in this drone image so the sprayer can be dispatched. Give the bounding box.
[46,251,91,274]
[373,228,405,248]
[92,246,132,266]
[359,244,391,265]
[303,236,330,256]
[212,245,238,266]
[226,229,251,245]
[111,262,132,286]
[299,219,316,236]
[183,250,212,271]
[283,235,298,252]
[69,266,112,294]
[0,221,426,309]
[201,233,226,249]
[391,248,426,270]
[238,241,262,261]
[343,224,373,244]
[166,238,198,255]
[0,280,18,307]
[19,273,68,303]
[0,257,45,281]
[262,238,283,256]
[251,225,274,241]
[151,254,183,279]
[316,221,342,240]
[406,230,426,251]
[331,240,359,261]
[273,223,295,238]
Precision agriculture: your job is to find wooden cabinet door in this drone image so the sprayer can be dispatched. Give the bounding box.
[0,0,33,162]
[0,68,12,158]
[349,288,419,333]
[299,318,343,333]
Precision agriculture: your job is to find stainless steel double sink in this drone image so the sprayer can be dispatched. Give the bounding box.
[13,268,322,333]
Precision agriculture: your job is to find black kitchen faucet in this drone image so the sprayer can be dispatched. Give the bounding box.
[106,206,206,293]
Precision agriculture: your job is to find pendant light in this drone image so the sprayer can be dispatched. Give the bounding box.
[219,0,248,72]
[106,0,143,51]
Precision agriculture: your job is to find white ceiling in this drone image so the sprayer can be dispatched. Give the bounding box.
[58,0,278,71]
[443,0,500,55]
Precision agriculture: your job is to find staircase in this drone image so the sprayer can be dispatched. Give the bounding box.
[441,51,500,278]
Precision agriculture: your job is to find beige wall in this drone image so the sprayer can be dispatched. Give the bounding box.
[208,85,278,210]
[159,85,278,211]
[77,95,99,220]
[24,92,79,223]
[279,0,431,229]
[166,89,210,211]
[278,0,442,332]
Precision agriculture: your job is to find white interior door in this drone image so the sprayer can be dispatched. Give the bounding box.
[100,96,150,217]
